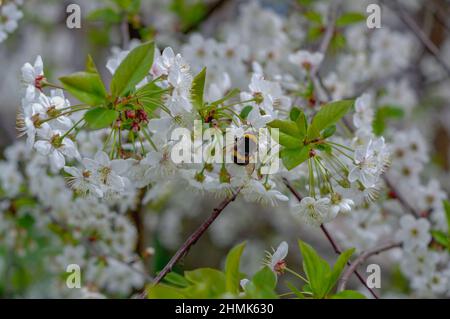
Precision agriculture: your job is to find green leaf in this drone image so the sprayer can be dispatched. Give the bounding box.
[331,290,366,299]
[336,12,366,27]
[60,71,107,106]
[242,266,278,299]
[298,240,331,298]
[268,119,300,138]
[290,107,301,121]
[277,132,303,149]
[281,146,310,170]
[286,281,306,299]
[373,105,404,136]
[431,230,449,248]
[163,272,190,288]
[184,268,227,298]
[113,0,141,12]
[17,214,35,229]
[191,67,206,109]
[239,105,253,120]
[297,0,314,6]
[325,248,355,295]
[135,81,166,113]
[86,55,99,73]
[210,88,240,107]
[87,8,122,23]
[84,107,119,130]
[305,11,322,24]
[307,25,323,41]
[295,110,308,138]
[307,100,354,140]
[252,266,277,290]
[224,241,246,294]
[322,125,336,139]
[110,41,155,97]
[147,284,186,299]
[443,200,450,236]
[170,0,207,31]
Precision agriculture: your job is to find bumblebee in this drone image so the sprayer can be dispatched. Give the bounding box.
[232,132,258,166]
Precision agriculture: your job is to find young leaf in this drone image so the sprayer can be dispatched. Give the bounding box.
[147,284,186,299]
[84,107,119,130]
[325,248,355,295]
[443,200,450,235]
[280,146,310,170]
[239,105,253,120]
[210,88,240,107]
[224,241,246,294]
[184,268,227,297]
[373,105,404,136]
[304,11,322,24]
[322,125,336,139]
[298,240,331,298]
[431,230,449,248]
[336,12,366,27]
[290,107,301,121]
[286,281,306,299]
[135,81,166,113]
[307,100,354,140]
[277,132,303,149]
[163,272,191,288]
[191,67,206,109]
[110,41,155,97]
[252,266,277,290]
[60,71,107,106]
[331,290,366,299]
[87,7,122,23]
[268,119,300,138]
[295,109,308,138]
[86,55,99,73]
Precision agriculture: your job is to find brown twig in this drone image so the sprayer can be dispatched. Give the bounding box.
[150,187,241,286]
[316,0,341,63]
[120,18,130,49]
[337,241,402,292]
[129,188,147,257]
[283,178,380,298]
[311,0,340,102]
[380,0,450,77]
[382,175,419,217]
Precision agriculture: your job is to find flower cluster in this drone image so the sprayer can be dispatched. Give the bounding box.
[0,0,22,43]
[1,0,449,298]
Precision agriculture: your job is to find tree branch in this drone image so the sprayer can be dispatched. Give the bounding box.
[283,178,379,299]
[311,0,340,102]
[150,187,242,286]
[380,0,450,77]
[382,175,419,217]
[337,241,402,292]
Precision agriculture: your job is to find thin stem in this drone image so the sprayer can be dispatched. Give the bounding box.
[39,107,90,124]
[43,81,65,90]
[149,187,242,288]
[141,127,158,152]
[224,98,256,109]
[60,117,84,140]
[380,0,450,77]
[285,267,309,283]
[337,241,402,292]
[308,158,316,198]
[327,141,354,153]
